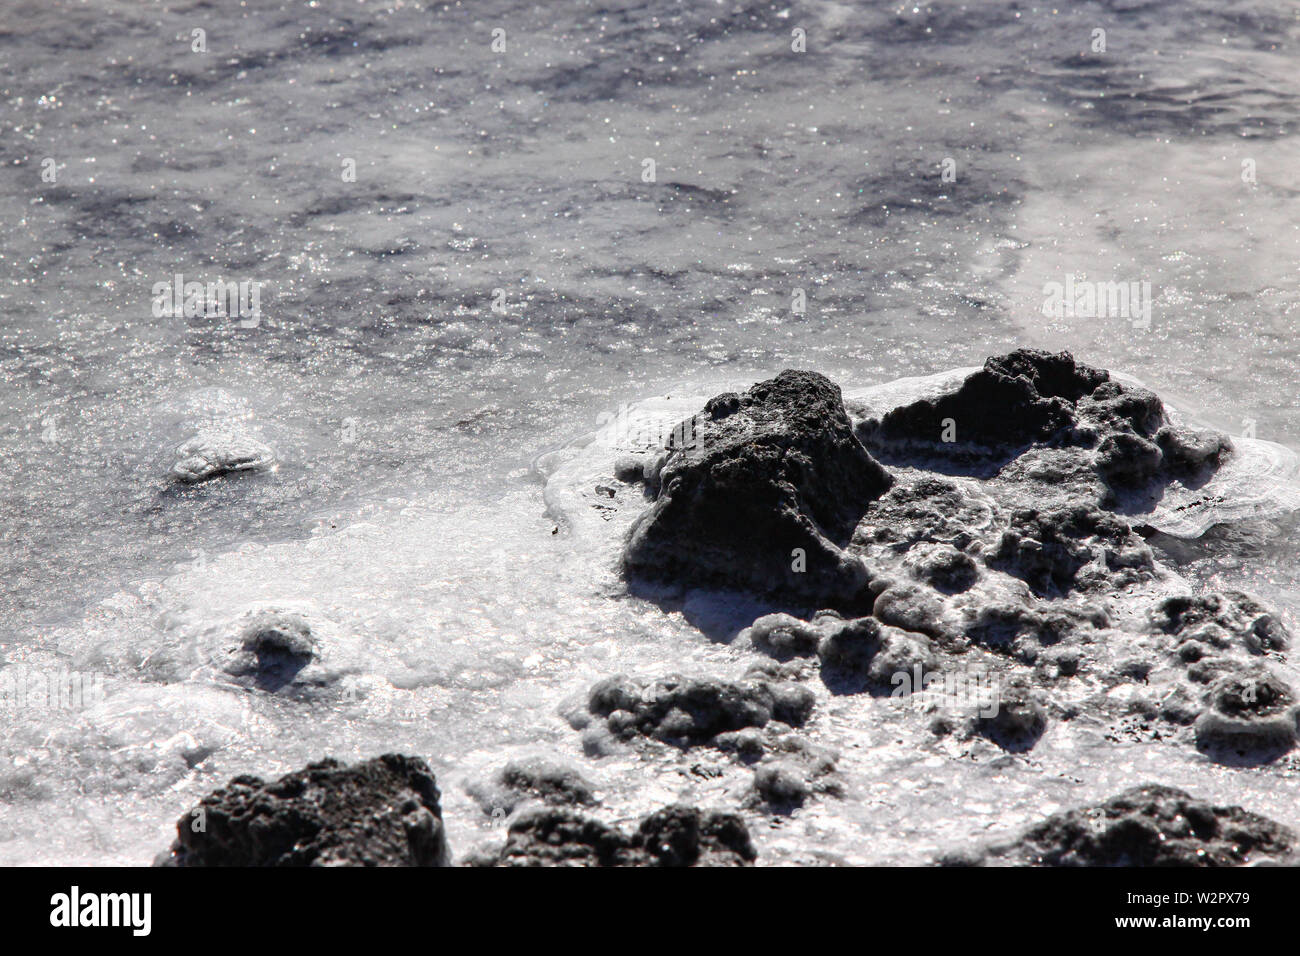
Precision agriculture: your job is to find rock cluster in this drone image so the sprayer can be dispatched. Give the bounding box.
[941,785,1294,867]
[156,352,1296,867]
[623,369,890,608]
[160,755,760,867]
[618,350,1295,759]
[470,804,756,867]
[584,670,815,747]
[156,754,451,867]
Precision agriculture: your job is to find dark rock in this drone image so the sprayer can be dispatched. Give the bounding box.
[467,759,597,818]
[817,615,936,687]
[874,349,1109,449]
[1096,431,1164,486]
[1153,592,1290,653]
[498,759,595,806]
[744,611,828,659]
[909,543,979,593]
[873,581,948,637]
[609,354,1282,764]
[1195,671,1297,752]
[751,762,811,809]
[587,673,814,747]
[1156,424,1232,472]
[976,677,1047,750]
[865,349,1228,493]
[745,732,842,811]
[988,504,1152,596]
[222,609,317,691]
[476,805,756,867]
[156,754,450,867]
[624,370,892,606]
[851,475,989,552]
[943,785,1294,866]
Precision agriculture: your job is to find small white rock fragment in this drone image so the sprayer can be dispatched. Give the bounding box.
[171,433,276,483]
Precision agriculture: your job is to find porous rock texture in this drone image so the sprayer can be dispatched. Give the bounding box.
[623,369,892,608]
[624,351,1296,756]
[156,754,450,867]
[470,804,756,867]
[584,670,815,746]
[466,758,598,818]
[941,785,1294,866]
[574,666,839,810]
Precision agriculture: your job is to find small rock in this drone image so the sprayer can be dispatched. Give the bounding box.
[943,785,1293,866]
[156,754,449,867]
[171,432,275,483]
[475,805,755,867]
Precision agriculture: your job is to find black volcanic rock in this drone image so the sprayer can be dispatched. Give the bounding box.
[624,369,892,607]
[942,785,1294,867]
[587,672,815,747]
[609,352,1282,760]
[864,349,1230,488]
[156,754,450,867]
[474,805,756,867]
[875,349,1109,448]
[988,504,1154,597]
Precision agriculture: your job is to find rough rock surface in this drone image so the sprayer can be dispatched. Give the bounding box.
[221,608,318,691]
[623,369,892,607]
[574,666,838,810]
[864,350,1230,491]
[466,759,598,818]
[171,431,276,483]
[471,804,756,867]
[628,351,1294,758]
[583,670,815,747]
[156,754,450,867]
[941,785,1294,866]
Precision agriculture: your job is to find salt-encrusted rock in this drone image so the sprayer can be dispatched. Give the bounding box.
[222,608,318,690]
[593,352,1291,761]
[907,543,979,593]
[864,349,1229,489]
[872,581,949,638]
[851,475,995,552]
[746,735,842,811]
[585,672,815,747]
[988,504,1154,596]
[1153,591,1290,653]
[744,611,832,659]
[473,805,755,867]
[814,615,936,687]
[976,677,1048,750]
[751,762,811,809]
[171,432,276,483]
[466,759,597,817]
[874,349,1110,449]
[942,785,1294,866]
[156,754,450,867]
[624,370,892,607]
[1194,670,1297,753]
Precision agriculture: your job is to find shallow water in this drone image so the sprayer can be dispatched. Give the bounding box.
[1,0,1298,864]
